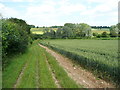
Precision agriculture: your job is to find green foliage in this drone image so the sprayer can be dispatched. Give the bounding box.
[110,25,118,37]
[75,23,92,37]
[8,18,31,34]
[43,23,92,39]
[101,32,109,37]
[62,26,74,38]
[93,32,98,36]
[2,18,31,65]
[56,27,62,38]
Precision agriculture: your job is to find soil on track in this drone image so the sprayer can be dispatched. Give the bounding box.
[39,44,114,88]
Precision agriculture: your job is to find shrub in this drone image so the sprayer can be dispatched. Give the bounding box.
[2,18,31,64]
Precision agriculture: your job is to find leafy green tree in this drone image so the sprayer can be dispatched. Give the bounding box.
[62,26,74,38]
[75,23,91,37]
[101,32,109,37]
[93,32,98,37]
[8,18,31,34]
[56,27,62,38]
[110,25,118,37]
[49,29,56,38]
[64,23,76,29]
[2,18,31,59]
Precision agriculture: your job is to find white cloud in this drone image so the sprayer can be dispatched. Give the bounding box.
[22,0,87,26]
[0,0,118,26]
[0,3,20,18]
[0,0,34,2]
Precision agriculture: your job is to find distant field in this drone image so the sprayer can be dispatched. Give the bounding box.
[92,28,110,34]
[30,28,57,34]
[30,28,44,34]
[40,39,118,85]
[31,28,110,34]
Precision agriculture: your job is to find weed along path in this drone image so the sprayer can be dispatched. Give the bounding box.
[39,44,114,88]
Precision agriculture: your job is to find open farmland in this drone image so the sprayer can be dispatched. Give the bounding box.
[30,28,44,34]
[31,28,110,35]
[40,39,119,86]
[30,28,57,34]
[92,28,110,34]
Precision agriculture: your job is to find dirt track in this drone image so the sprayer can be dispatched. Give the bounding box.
[39,44,114,88]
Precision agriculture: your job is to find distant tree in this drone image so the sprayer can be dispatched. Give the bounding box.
[117,23,120,37]
[96,34,101,38]
[93,32,98,37]
[49,29,56,38]
[64,23,75,29]
[56,27,62,38]
[62,26,74,38]
[75,23,91,37]
[29,25,35,28]
[36,26,39,28]
[110,25,118,37]
[101,32,109,37]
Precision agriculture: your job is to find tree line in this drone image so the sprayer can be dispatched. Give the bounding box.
[34,23,119,39]
[42,23,92,39]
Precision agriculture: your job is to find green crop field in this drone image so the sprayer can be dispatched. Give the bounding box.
[40,39,119,86]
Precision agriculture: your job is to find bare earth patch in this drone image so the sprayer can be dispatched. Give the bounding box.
[39,44,114,88]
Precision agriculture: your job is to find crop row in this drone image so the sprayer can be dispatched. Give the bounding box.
[40,40,119,87]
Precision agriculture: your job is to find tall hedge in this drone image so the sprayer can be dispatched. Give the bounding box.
[2,18,31,59]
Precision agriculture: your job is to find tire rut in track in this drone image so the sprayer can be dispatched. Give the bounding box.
[39,44,115,88]
[43,53,61,88]
[36,59,40,88]
[14,62,27,88]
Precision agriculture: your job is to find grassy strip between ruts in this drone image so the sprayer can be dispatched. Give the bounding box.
[17,41,56,88]
[3,41,57,88]
[37,45,57,88]
[42,47,83,88]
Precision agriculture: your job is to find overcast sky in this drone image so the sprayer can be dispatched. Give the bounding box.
[0,0,119,26]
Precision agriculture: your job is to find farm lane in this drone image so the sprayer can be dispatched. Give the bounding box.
[39,44,114,88]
